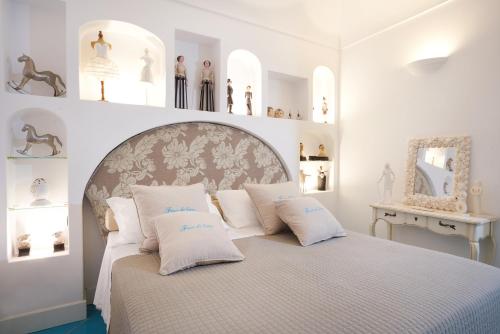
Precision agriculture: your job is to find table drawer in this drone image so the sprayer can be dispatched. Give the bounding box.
[377,209,405,224]
[428,218,466,236]
[407,214,427,228]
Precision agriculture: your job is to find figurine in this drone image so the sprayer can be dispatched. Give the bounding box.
[378,163,396,204]
[267,107,275,117]
[140,48,154,84]
[175,55,188,109]
[274,108,284,118]
[318,144,327,157]
[470,181,483,215]
[318,166,327,191]
[53,231,65,252]
[245,85,253,116]
[16,124,63,157]
[8,54,66,97]
[299,169,310,193]
[199,60,215,111]
[296,110,302,120]
[300,142,307,161]
[85,31,120,101]
[17,234,31,257]
[322,96,329,123]
[288,111,292,119]
[30,178,51,206]
[227,79,233,113]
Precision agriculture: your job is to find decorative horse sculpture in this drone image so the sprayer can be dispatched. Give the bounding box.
[12,54,66,97]
[17,124,63,156]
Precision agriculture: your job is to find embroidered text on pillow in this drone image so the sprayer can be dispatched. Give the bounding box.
[304,207,325,214]
[165,207,197,214]
[179,224,214,232]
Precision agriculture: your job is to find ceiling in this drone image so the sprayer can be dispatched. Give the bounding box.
[174,0,450,48]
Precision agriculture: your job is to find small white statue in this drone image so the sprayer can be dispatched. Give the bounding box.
[140,48,154,84]
[30,178,51,206]
[469,181,483,215]
[378,163,395,204]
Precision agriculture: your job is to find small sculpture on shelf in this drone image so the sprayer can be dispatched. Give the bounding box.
[7,54,66,97]
[199,60,215,111]
[53,231,65,252]
[322,96,329,124]
[299,142,307,161]
[30,178,51,206]
[227,79,233,114]
[16,124,63,157]
[140,48,154,84]
[267,107,275,118]
[175,55,188,109]
[274,108,284,118]
[309,144,329,161]
[470,181,483,215]
[296,110,302,120]
[245,85,253,116]
[288,111,292,119]
[85,31,120,102]
[17,234,31,257]
[318,166,327,191]
[378,163,396,204]
[299,169,310,193]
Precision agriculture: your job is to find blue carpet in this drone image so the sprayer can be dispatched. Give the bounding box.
[32,304,106,334]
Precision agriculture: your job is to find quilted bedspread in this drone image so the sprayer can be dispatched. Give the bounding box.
[110,232,500,334]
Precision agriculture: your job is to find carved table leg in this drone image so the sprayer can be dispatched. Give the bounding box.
[387,222,393,241]
[469,241,480,261]
[369,208,378,237]
[490,223,496,265]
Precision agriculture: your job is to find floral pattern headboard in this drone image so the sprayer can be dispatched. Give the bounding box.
[85,122,290,237]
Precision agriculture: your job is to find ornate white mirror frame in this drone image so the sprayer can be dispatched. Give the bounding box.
[404,136,471,213]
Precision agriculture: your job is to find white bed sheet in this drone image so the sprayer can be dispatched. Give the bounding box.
[94,226,265,327]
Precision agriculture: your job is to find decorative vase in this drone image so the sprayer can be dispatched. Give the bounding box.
[30,178,51,206]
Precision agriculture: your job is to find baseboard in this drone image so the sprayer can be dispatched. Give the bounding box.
[0,300,86,334]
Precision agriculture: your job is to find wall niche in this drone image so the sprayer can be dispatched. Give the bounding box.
[313,66,335,124]
[79,20,166,107]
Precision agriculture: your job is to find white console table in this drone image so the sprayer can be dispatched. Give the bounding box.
[370,203,497,263]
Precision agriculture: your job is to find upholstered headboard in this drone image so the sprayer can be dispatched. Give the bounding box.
[85,122,290,237]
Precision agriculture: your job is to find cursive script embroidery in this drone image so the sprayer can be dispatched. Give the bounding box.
[164,207,197,214]
[179,224,214,232]
[304,207,324,214]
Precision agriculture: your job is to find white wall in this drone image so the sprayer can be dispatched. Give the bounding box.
[339,0,500,264]
[0,0,340,331]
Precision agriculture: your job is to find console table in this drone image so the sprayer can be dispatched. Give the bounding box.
[370,203,497,263]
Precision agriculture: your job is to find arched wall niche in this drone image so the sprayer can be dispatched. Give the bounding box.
[227,49,262,116]
[79,20,166,107]
[313,65,335,124]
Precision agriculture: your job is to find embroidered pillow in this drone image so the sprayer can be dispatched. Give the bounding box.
[244,182,301,235]
[275,197,346,246]
[154,212,244,275]
[130,183,209,252]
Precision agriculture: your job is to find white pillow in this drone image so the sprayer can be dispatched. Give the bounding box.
[215,190,260,228]
[206,194,229,230]
[106,197,144,244]
[154,212,244,275]
[275,197,346,246]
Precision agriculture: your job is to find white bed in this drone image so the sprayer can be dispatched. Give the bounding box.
[94,226,265,327]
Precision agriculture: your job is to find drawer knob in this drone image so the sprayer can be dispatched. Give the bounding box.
[438,221,456,230]
[414,217,418,221]
[384,212,396,217]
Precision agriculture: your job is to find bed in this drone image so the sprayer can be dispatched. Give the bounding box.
[86,122,500,334]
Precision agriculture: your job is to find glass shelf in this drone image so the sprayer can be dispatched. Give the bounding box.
[8,204,68,212]
[9,248,69,263]
[7,156,67,160]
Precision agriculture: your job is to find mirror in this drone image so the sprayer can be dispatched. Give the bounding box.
[414,147,456,197]
[404,137,471,213]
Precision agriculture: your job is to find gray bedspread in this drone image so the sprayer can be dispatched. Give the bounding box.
[110,232,500,334]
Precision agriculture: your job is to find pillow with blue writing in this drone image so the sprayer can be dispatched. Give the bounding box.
[275,197,346,246]
[153,212,244,275]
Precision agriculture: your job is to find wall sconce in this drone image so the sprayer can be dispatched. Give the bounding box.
[407,56,448,75]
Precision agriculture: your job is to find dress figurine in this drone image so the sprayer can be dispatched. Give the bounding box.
[227,79,233,114]
[245,85,253,116]
[378,163,396,204]
[199,60,215,111]
[175,55,188,109]
[85,31,119,101]
[140,48,154,84]
[322,96,329,124]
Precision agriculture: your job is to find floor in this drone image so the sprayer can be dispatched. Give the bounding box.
[32,305,106,334]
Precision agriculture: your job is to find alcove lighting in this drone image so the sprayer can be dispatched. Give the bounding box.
[407,56,448,75]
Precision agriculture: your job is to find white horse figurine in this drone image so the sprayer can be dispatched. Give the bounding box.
[12,54,66,97]
[17,124,63,156]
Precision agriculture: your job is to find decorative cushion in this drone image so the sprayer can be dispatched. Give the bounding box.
[244,182,301,235]
[130,183,209,251]
[206,194,229,230]
[275,197,346,246]
[106,197,144,244]
[216,189,260,228]
[154,212,244,275]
